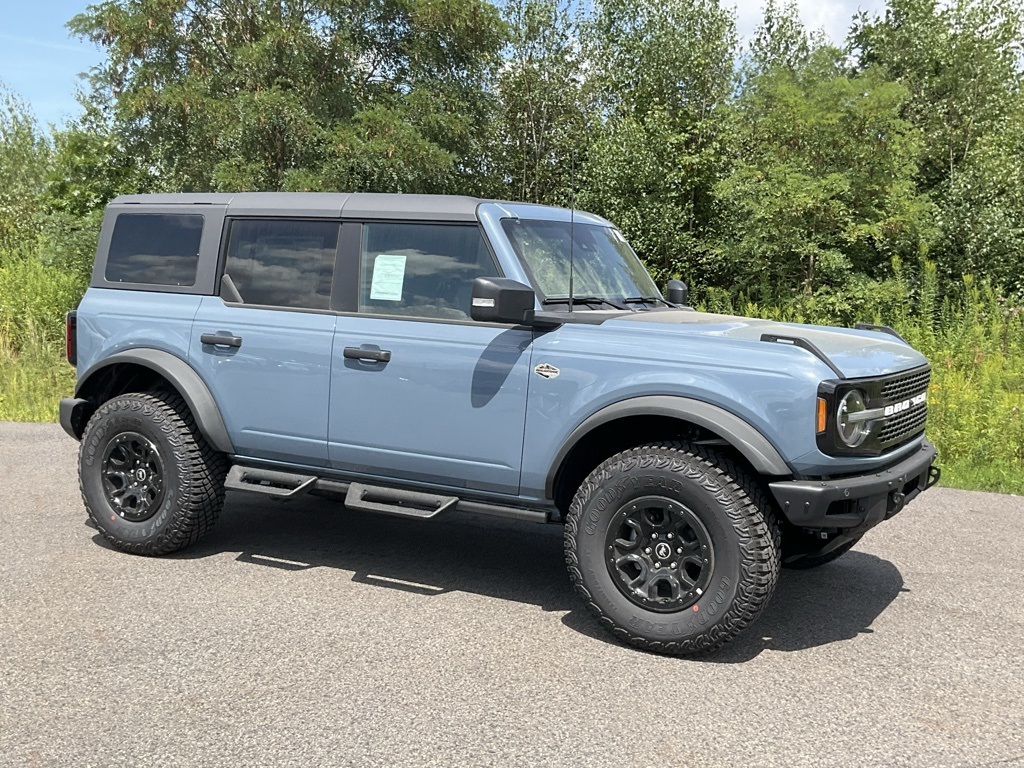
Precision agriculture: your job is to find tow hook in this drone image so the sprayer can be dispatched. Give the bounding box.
[886,490,906,518]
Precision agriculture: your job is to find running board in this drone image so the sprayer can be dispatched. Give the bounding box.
[225,465,550,524]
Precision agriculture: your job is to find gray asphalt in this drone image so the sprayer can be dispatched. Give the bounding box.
[1,422,1022,767]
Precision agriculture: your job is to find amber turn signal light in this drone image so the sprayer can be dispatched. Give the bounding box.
[816,397,827,434]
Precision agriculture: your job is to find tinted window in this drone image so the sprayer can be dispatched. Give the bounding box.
[224,220,340,310]
[359,223,499,320]
[105,213,204,286]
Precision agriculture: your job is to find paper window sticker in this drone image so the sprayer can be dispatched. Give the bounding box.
[369,254,407,301]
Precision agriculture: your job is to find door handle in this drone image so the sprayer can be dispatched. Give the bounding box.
[201,332,243,348]
[343,346,391,363]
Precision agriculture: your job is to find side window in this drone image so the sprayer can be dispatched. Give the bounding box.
[359,223,499,320]
[105,213,204,286]
[224,219,340,310]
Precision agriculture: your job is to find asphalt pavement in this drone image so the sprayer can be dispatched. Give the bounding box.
[1,422,1022,767]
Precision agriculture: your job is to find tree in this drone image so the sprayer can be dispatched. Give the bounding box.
[488,0,590,205]
[713,48,934,298]
[852,0,1024,290]
[580,0,737,284]
[69,0,506,193]
[0,84,50,253]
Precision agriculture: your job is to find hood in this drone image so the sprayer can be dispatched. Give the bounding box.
[608,310,927,379]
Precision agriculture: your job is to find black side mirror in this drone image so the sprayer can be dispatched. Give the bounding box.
[471,277,537,324]
[666,279,688,306]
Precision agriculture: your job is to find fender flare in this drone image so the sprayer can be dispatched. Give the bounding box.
[76,348,234,454]
[545,395,792,499]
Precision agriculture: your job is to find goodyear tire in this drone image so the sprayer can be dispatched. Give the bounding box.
[79,391,227,555]
[564,442,781,655]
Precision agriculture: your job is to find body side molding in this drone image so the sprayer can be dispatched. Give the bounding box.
[545,395,793,499]
[75,348,234,454]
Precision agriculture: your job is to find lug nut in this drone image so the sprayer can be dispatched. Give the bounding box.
[667,533,673,539]
[654,561,661,568]
[644,547,652,554]
[670,562,677,569]
[677,547,683,554]
[652,533,658,539]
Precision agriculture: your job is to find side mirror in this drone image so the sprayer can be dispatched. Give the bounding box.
[666,279,688,306]
[471,277,537,324]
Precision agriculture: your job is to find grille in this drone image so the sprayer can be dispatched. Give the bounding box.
[878,403,928,445]
[881,368,931,401]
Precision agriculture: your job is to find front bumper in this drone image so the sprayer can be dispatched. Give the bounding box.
[769,440,939,531]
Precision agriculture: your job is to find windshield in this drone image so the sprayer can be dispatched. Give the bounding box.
[501,219,660,306]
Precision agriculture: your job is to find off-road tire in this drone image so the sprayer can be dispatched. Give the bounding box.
[79,391,227,555]
[564,441,781,656]
[782,536,861,570]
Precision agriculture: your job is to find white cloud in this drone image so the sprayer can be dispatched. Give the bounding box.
[729,0,887,48]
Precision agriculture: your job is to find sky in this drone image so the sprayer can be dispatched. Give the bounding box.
[0,0,886,129]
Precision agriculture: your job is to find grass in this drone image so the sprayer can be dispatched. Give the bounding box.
[0,256,81,422]
[0,333,74,421]
[1,249,1021,495]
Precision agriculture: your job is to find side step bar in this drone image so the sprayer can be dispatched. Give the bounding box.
[225,466,317,499]
[345,482,457,520]
[225,465,550,524]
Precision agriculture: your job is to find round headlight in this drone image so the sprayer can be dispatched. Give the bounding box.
[837,390,870,448]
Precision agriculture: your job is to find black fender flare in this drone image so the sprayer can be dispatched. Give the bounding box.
[75,348,234,454]
[545,395,792,499]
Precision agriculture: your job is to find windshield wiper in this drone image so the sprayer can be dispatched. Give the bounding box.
[542,296,629,311]
[622,295,672,308]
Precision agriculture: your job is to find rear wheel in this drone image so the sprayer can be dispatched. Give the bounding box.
[79,391,227,555]
[564,442,781,655]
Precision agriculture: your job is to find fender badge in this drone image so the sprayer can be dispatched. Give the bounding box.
[534,363,560,379]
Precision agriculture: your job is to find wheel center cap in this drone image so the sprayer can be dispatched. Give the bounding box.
[136,468,147,482]
[654,542,672,561]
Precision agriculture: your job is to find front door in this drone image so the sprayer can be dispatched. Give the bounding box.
[328,221,533,495]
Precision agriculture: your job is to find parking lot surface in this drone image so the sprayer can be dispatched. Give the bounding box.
[1,422,1022,767]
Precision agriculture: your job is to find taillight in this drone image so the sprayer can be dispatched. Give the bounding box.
[66,311,77,366]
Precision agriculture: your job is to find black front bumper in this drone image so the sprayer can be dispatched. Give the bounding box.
[769,440,939,531]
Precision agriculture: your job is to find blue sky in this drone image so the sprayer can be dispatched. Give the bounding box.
[0,1,104,127]
[1,0,884,129]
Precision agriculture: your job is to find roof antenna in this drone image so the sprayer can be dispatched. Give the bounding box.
[568,152,575,313]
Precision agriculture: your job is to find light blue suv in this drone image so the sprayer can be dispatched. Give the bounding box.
[61,193,939,655]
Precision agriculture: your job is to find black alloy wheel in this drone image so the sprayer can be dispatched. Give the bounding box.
[101,432,166,522]
[605,496,715,612]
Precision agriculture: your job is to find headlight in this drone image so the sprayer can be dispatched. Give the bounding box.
[837,390,870,447]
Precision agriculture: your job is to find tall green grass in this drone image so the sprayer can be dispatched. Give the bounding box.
[0,256,81,421]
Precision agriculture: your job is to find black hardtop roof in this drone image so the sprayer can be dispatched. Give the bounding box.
[109,192,489,221]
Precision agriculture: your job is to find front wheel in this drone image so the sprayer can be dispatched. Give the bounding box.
[79,391,227,555]
[564,442,780,655]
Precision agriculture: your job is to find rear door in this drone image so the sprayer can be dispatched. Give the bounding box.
[189,218,342,466]
[328,221,533,496]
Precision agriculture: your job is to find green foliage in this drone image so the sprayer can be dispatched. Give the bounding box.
[489,0,590,205]
[852,0,1024,293]
[69,0,506,194]
[580,0,736,283]
[0,84,51,252]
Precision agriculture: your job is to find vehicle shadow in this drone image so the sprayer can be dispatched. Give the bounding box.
[91,493,906,660]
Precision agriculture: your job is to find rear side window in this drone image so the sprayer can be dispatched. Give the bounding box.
[105,213,204,286]
[224,219,340,310]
